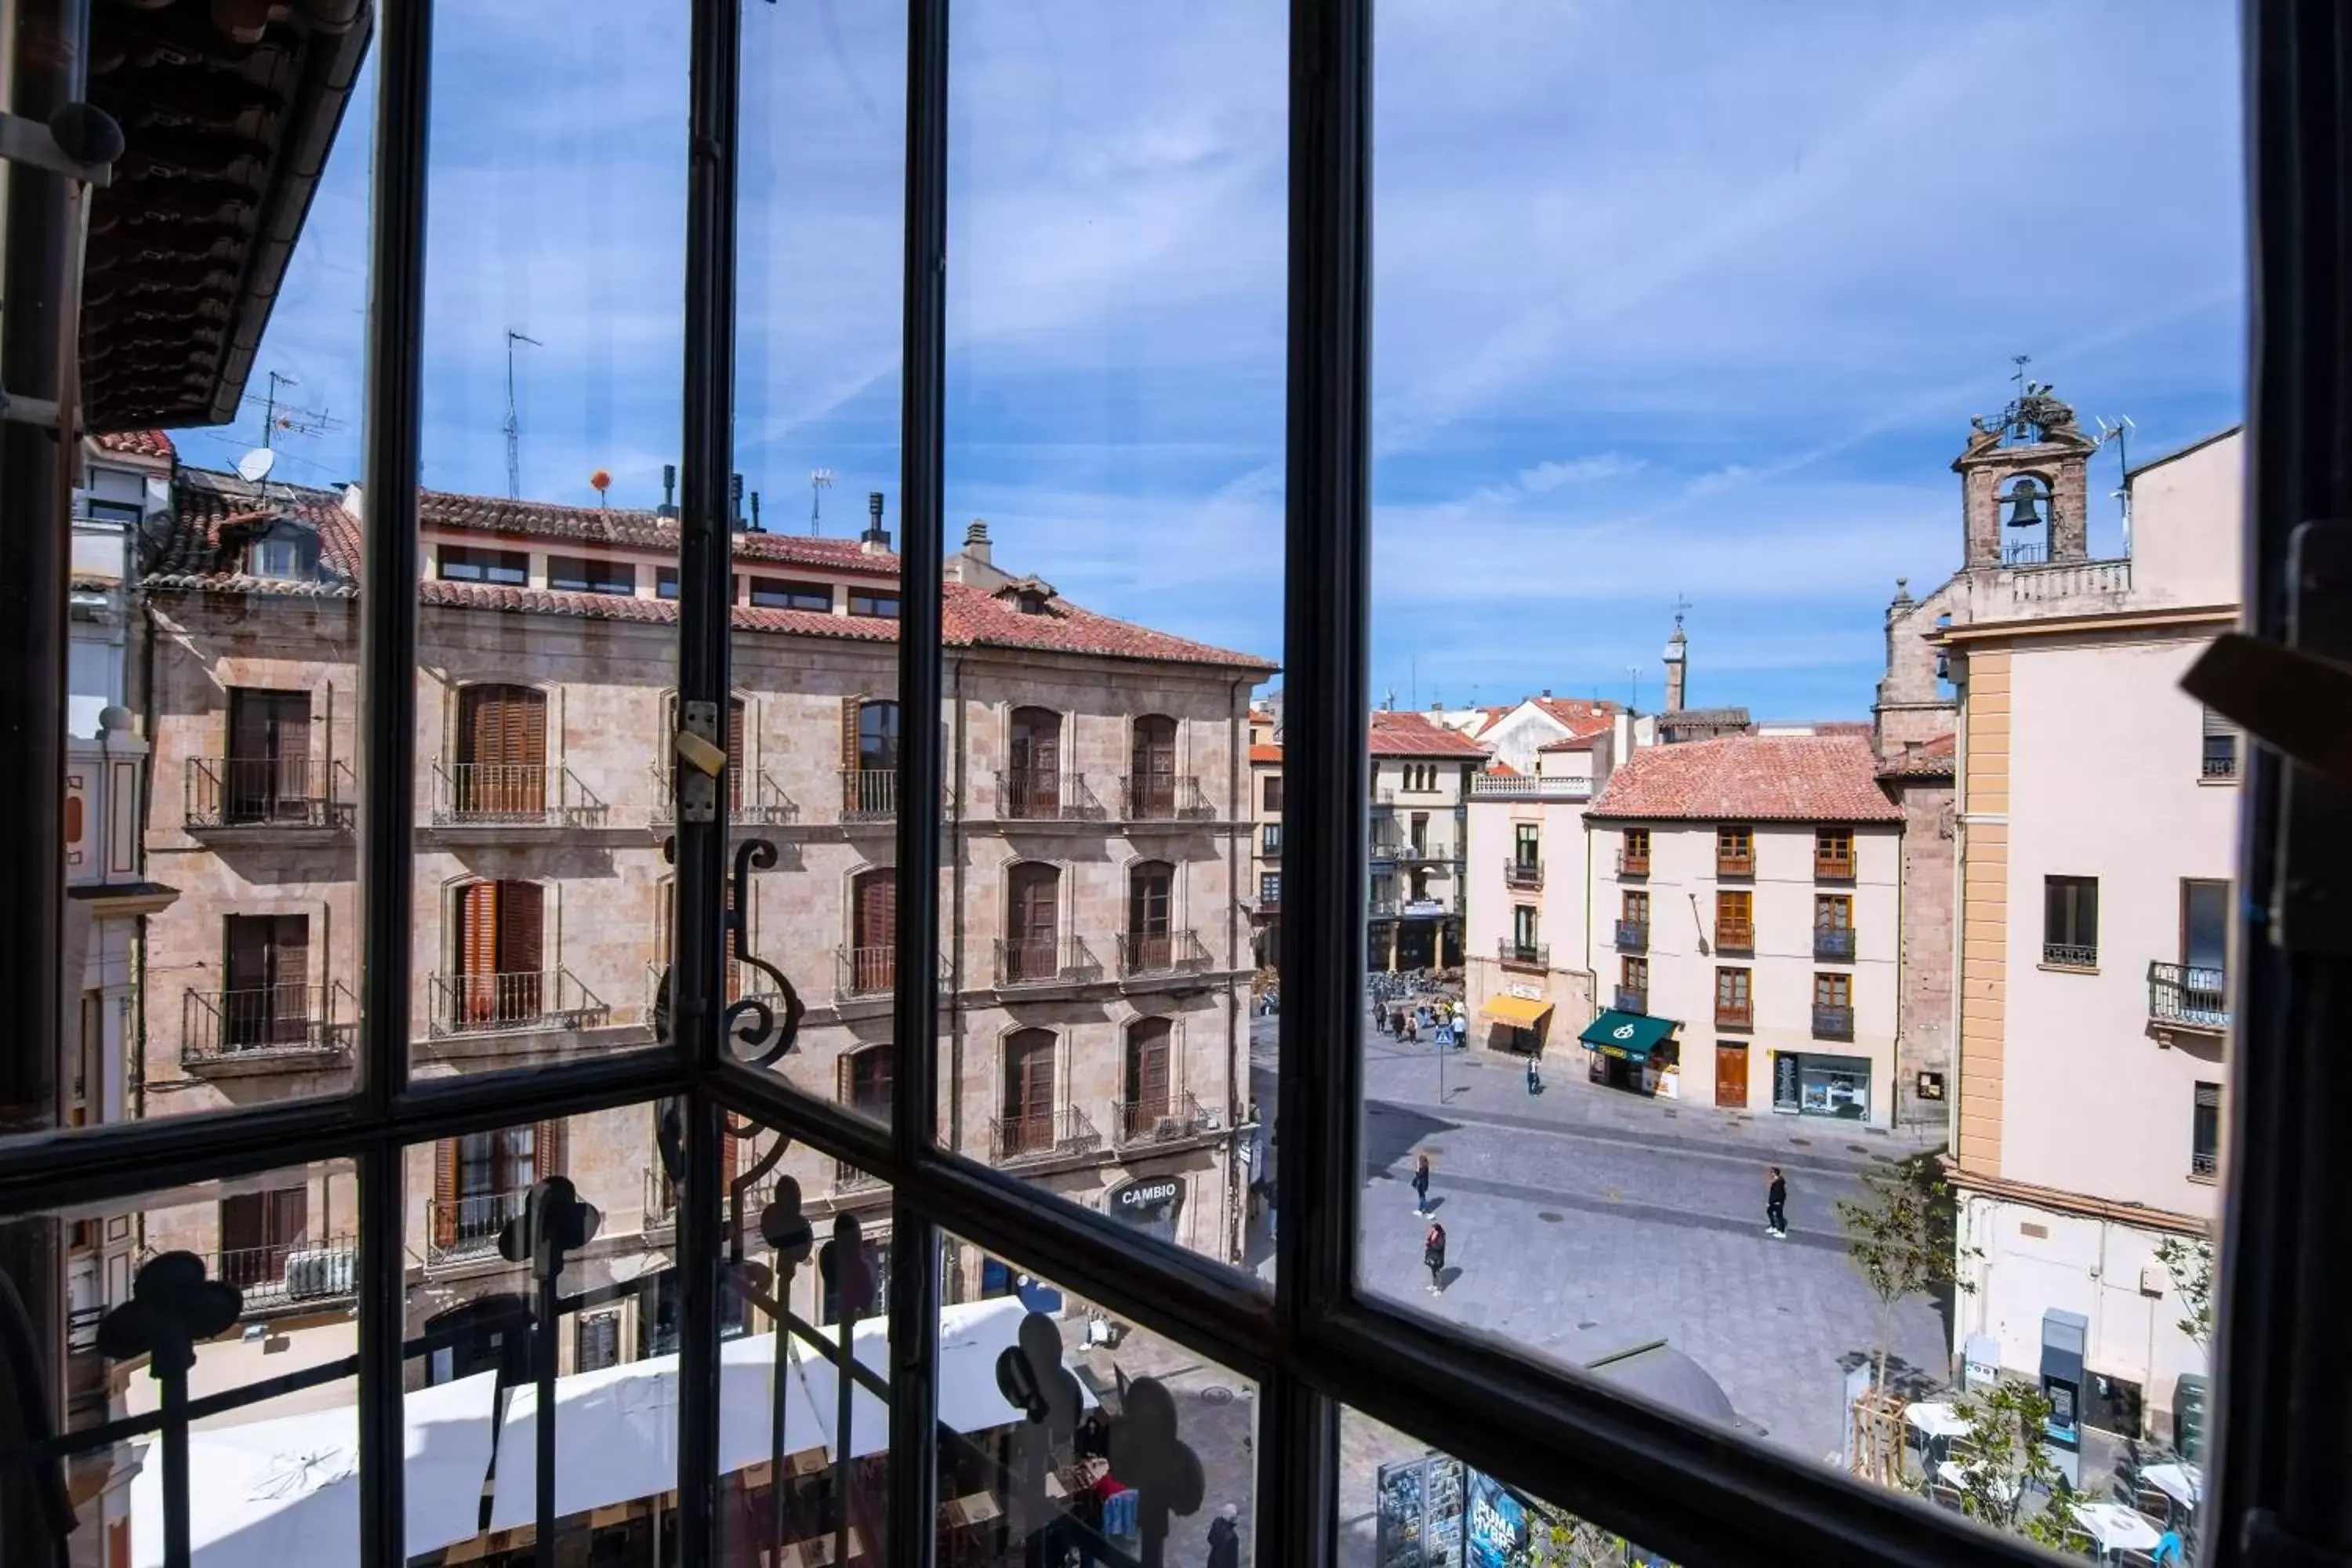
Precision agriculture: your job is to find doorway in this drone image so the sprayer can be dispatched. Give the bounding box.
[1715,1043,1748,1109]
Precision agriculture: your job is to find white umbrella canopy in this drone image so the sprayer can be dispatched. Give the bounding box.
[129,1372,499,1568]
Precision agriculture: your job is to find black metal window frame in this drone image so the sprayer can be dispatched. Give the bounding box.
[2,2,2344,1567]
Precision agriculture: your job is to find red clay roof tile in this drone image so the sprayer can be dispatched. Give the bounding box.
[93,430,174,459]
[1369,710,1491,758]
[1589,735,1900,822]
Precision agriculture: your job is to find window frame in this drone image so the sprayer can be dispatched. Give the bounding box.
[544,553,637,597]
[746,575,833,612]
[436,543,530,586]
[2,3,2316,1567]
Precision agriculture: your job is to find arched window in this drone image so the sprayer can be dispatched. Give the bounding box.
[1006,706,1063,818]
[1123,1017,1172,1134]
[1998,474,2053,565]
[1127,859,1174,973]
[1003,862,1062,983]
[842,699,899,816]
[848,869,897,994]
[1000,1028,1058,1155]
[451,879,544,1029]
[1130,714,1178,818]
[842,1044,895,1119]
[456,683,547,817]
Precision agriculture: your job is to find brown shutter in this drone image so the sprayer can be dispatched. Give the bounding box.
[1127,1022,1170,1117]
[434,1141,459,1249]
[272,916,310,1043]
[532,1119,564,1181]
[223,915,270,993]
[499,882,545,1022]
[727,699,746,812]
[459,881,499,1025]
[270,1185,309,1253]
[1023,1037,1054,1126]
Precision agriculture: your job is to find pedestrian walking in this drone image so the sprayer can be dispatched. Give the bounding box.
[1424,1221,1447,1294]
[1205,1504,1242,1568]
[1410,1153,1432,1217]
[1765,1165,1788,1238]
[1524,1054,1542,1095]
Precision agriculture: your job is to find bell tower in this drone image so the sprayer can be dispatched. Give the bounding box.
[1954,373,2096,571]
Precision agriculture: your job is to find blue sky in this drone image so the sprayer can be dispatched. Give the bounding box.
[172,0,2246,721]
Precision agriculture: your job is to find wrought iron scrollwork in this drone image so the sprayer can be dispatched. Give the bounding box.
[649,837,804,1066]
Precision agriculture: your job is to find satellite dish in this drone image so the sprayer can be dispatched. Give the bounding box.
[234,448,277,484]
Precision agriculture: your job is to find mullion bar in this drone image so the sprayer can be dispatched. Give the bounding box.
[357,1140,407,1567]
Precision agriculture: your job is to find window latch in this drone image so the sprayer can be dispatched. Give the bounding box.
[673,700,723,822]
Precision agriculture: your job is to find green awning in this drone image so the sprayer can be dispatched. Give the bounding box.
[1577,1010,1679,1060]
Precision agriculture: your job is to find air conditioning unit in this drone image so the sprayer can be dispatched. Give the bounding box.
[282,1247,355,1299]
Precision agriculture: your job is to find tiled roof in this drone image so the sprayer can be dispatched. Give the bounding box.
[1588,735,1900,823]
[1483,760,1521,776]
[1249,743,1284,764]
[1530,696,1619,735]
[93,430,174,460]
[144,470,361,593]
[1878,733,1957,780]
[1661,706,1751,729]
[942,584,1274,670]
[1370,710,1491,758]
[419,490,900,579]
[1536,734,1603,753]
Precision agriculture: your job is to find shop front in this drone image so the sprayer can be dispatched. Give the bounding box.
[1105,1172,1185,1246]
[1479,989,1554,1054]
[1576,1009,1680,1098]
[1771,1051,1873,1120]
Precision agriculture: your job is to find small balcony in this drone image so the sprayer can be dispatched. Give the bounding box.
[182,984,356,1073]
[1714,918,1755,954]
[1715,1000,1753,1031]
[1368,898,1400,918]
[649,764,798,826]
[1613,920,1648,953]
[1370,834,1404,867]
[1614,985,1648,1015]
[1813,1004,1855,1041]
[1617,847,1650,877]
[839,768,906,822]
[429,762,607,828]
[162,1238,359,1309]
[2191,1149,2220,1179]
[1498,938,1549,970]
[425,1189,530,1267]
[993,936,1099,988]
[2149,961,2229,1035]
[1815,848,1856,882]
[1814,926,1857,963]
[426,969,610,1037]
[644,1167,677,1229]
[185,757,354,833]
[995,768,1105,822]
[1115,1089,1209,1147]
[1717,848,1755,877]
[1123,773,1210,822]
[988,1105,1102,1165]
[2044,942,2099,970]
[1117,929,1211,980]
[1504,857,1544,890]
[837,944,896,999]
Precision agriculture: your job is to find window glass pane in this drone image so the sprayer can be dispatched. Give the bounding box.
[934,0,1284,1272]
[935,1232,1258,1567]
[724,0,907,1127]
[0,1160,362,1563]
[404,1106,678,1563]
[409,0,684,1081]
[1370,0,2241,1544]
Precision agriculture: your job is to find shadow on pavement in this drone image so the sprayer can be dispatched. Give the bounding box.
[1362,1100,1457,1183]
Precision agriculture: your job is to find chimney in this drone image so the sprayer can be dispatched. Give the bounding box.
[729,473,746,532]
[964,517,992,564]
[862,490,891,551]
[658,464,677,519]
[1541,688,1552,698]
[750,491,763,532]
[1663,613,1689,713]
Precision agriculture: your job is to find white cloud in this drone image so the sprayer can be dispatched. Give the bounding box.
[1516,454,1641,494]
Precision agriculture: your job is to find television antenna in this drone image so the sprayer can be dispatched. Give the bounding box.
[810,468,835,535]
[2094,414,2136,549]
[503,328,543,500]
[255,370,341,449]
[234,447,277,485]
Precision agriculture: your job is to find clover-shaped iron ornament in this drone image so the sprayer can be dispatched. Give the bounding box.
[817,1214,877,1564]
[995,1308,1083,1540]
[1107,1374,1207,1568]
[760,1175,815,1266]
[498,1176,601,1283]
[96,1251,241,1377]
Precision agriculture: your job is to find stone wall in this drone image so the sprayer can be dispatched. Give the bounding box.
[1891,774,1956,1131]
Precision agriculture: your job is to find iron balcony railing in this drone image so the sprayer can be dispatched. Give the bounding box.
[993,936,1098,987]
[1813,1004,1856,1040]
[185,757,355,830]
[1613,920,1648,952]
[2045,942,2099,969]
[182,983,356,1064]
[424,1189,531,1265]
[430,762,607,826]
[1815,926,1857,962]
[1815,848,1856,881]
[1614,985,1648,1015]
[988,1104,1102,1164]
[1116,929,1211,978]
[838,944,895,998]
[2149,961,2230,1031]
[426,969,610,1036]
[1367,898,1400,917]
[645,1167,676,1228]
[1504,857,1544,889]
[1121,773,1210,821]
[2191,1150,2220,1178]
[1498,938,1548,968]
[1715,1001,1754,1030]
[1715,918,1755,953]
[1617,846,1650,877]
[648,764,798,826]
[1116,1089,1207,1146]
[2202,741,2240,779]
[841,767,898,821]
[148,1238,360,1308]
[1370,833,1404,863]
[995,768,1106,821]
[1717,847,1755,877]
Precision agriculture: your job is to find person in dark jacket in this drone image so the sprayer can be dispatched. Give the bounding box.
[1424,1222,1447,1294]
[1410,1153,1432,1217]
[1766,1165,1788,1238]
[1205,1503,1242,1568]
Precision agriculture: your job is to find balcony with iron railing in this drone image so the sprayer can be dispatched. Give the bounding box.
[988,1104,1102,1165]
[2149,961,2229,1034]
[1116,929,1211,980]
[1504,857,1544,890]
[2044,942,2098,970]
[1115,1089,1208,1147]
[1717,847,1755,877]
[1714,918,1755,954]
[185,757,355,832]
[1617,846,1650,877]
[1815,848,1856,881]
[1370,833,1405,866]
[837,944,896,999]
[430,762,607,827]
[993,936,1099,989]
[649,764,798,826]
[147,1237,360,1309]
[1814,926,1857,963]
[1813,1004,1855,1041]
[2191,1149,2220,1179]
[837,768,954,823]
[426,969,610,1037]
[1613,920,1648,953]
[995,768,1106,822]
[424,1189,530,1266]
[1368,898,1400,918]
[1122,773,1211,822]
[1715,1000,1753,1031]
[182,983,357,1071]
[1498,938,1548,970]
[1613,985,1648,1015]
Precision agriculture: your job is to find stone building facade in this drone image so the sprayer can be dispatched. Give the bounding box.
[1367,710,1488,971]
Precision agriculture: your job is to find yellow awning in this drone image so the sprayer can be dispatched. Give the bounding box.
[1482,994,1555,1028]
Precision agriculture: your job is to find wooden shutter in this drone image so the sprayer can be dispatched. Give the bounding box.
[270,1185,309,1254]
[1005,1031,1055,1141]
[727,699,746,811]
[532,1119,564,1181]
[1022,1038,1055,1125]
[434,1141,459,1248]
[499,881,544,1022]
[1127,1021,1170,1117]
[270,916,309,1043]
[458,881,500,1025]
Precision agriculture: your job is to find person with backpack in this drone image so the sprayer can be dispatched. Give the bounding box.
[1424,1221,1447,1294]
[1410,1153,1432,1217]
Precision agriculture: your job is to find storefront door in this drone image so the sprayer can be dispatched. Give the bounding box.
[1715,1044,1748,1109]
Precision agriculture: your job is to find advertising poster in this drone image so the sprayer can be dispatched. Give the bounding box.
[1464,1469,1527,1568]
